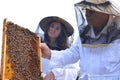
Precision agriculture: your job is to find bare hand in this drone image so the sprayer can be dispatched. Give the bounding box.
[43,72,55,80]
[40,43,51,59]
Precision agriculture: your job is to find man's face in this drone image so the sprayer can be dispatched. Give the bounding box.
[85,9,109,28]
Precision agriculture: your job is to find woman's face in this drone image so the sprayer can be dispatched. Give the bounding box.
[85,9,109,28]
[48,22,62,39]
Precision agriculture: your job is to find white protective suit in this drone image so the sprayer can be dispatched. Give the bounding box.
[49,16,120,80]
[35,26,80,80]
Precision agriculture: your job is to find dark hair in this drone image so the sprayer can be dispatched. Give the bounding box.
[44,20,69,50]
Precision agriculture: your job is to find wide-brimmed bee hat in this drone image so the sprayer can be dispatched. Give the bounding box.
[75,0,120,16]
[39,16,74,37]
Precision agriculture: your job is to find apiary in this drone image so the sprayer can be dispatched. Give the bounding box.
[1,19,43,80]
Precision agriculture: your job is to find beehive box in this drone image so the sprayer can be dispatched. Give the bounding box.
[1,19,43,80]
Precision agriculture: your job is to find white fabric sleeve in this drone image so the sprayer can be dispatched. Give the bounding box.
[49,36,82,68]
[52,61,80,80]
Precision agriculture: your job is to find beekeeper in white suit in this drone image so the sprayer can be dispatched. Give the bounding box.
[41,0,120,80]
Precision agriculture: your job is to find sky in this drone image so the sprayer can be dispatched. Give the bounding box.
[0,0,81,69]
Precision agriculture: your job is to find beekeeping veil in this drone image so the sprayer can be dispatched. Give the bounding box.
[35,16,74,42]
[35,23,44,42]
[74,0,120,34]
